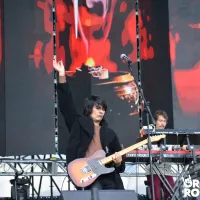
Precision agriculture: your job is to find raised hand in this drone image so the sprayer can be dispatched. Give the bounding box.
[53,59,65,76]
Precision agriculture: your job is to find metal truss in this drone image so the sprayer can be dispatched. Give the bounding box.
[0,157,67,176]
[0,155,68,197]
[0,157,183,177]
[0,154,192,198]
[124,162,183,177]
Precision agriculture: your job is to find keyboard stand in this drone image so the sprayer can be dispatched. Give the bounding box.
[150,143,197,200]
[152,163,177,199]
[153,156,196,199]
[170,163,192,200]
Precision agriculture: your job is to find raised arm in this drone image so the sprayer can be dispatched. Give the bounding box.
[54,59,80,131]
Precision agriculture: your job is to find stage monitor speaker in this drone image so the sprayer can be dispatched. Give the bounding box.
[60,190,138,200]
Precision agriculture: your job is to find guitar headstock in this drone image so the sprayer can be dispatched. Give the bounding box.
[149,134,166,143]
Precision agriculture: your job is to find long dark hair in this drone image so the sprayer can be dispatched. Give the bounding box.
[83,95,107,124]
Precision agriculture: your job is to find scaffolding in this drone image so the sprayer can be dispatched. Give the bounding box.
[0,153,185,197]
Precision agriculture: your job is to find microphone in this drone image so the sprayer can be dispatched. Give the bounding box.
[120,54,132,63]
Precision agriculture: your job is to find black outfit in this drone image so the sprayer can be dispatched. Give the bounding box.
[57,82,125,190]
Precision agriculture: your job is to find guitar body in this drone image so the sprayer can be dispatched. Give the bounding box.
[67,150,115,188]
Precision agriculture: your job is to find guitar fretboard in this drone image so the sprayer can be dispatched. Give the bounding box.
[100,139,148,165]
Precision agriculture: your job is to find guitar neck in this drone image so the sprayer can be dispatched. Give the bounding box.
[101,139,148,165]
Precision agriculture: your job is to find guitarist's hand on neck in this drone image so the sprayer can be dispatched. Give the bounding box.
[112,152,122,167]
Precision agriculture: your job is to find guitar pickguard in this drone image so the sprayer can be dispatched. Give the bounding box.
[87,157,115,176]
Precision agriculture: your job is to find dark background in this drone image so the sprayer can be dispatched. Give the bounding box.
[0,0,55,156]
[0,0,6,155]
[141,0,200,145]
[169,0,200,130]
[140,0,174,129]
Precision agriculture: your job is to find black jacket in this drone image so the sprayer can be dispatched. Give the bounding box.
[57,82,125,189]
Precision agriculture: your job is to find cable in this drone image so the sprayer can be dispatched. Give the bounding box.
[135,0,142,129]
[52,0,58,145]
[61,176,68,191]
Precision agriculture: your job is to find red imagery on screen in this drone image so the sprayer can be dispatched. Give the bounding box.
[169,27,200,113]
[55,0,73,65]
[29,0,53,74]
[55,0,154,72]
[122,10,154,63]
[56,0,118,72]
[29,0,153,116]
[54,0,153,116]
[120,1,127,13]
[29,1,155,75]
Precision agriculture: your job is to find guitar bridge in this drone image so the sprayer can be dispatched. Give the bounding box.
[80,174,97,183]
[80,165,92,174]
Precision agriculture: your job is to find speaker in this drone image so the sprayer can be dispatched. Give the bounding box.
[60,190,138,200]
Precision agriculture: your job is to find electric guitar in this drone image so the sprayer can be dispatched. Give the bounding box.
[67,135,166,188]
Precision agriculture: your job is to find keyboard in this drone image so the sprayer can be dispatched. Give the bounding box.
[125,150,200,163]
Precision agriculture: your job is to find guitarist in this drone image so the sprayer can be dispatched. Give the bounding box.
[53,59,125,190]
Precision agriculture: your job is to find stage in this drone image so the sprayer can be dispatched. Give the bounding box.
[0,0,200,199]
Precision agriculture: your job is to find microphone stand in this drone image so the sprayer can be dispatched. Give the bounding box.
[91,187,99,200]
[127,61,156,200]
[14,172,18,200]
